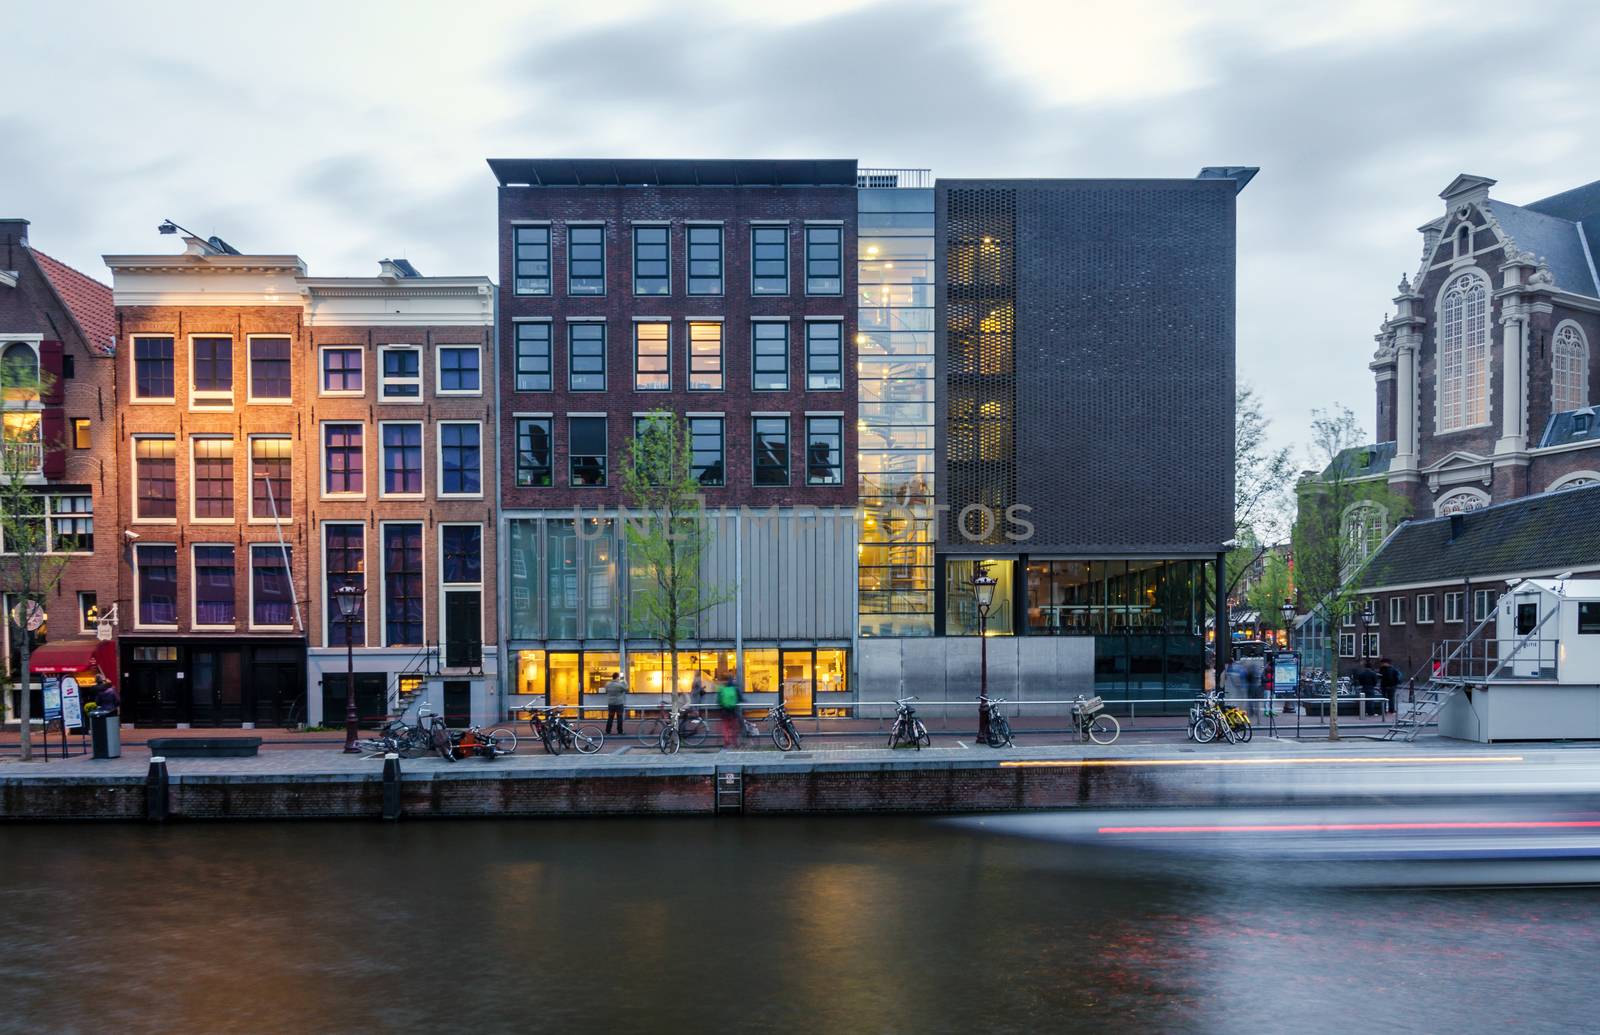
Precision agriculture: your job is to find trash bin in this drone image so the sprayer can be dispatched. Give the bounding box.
[92,712,121,759]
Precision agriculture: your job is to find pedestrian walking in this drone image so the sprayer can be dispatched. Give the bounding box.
[717,676,742,749]
[1355,661,1379,714]
[604,672,628,735]
[1377,657,1401,715]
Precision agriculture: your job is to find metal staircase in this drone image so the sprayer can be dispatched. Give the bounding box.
[386,642,440,723]
[1384,604,1559,741]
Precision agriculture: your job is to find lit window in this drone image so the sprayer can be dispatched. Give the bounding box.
[515,417,552,487]
[133,336,175,399]
[805,226,843,295]
[191,336,233,404]
[634,226,669,295]
[634,323,670,390]
[135,544,178,626]
[806,416,842,485]
[514,226,551,295]
[690,417,724,487]
[1,412,41,474]
[806,321,842,390]
[689,322,723,390]
[570,416,607,487]
[194,545,236,626]
[381,423,423,495]
[515,323,552,391]
[321,348,363,394]
[751,226,788,295]
[323,423,364,495]
[754,417,789,486]
[380,346,421,401]
[251,544,294,627]
[569,323,606,391]
[71,418,91,450]
[250,437,292,520]
[248,337,291,400]
[438,423,481,495]
[191,438,234,519]
[437,346,481,394]
[1553,323,1589,413]
[134,437,176,520]
[752,322,788,390]
[568,225,606,295]
[1437,273,1489,431]
[687,225,723,295]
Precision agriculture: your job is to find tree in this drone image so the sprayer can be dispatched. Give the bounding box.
[618,412,731,723]
[1291,405,1411,738]
[1245,550,1293,641]
[0,354,70,761]
[1234,382,1296,543]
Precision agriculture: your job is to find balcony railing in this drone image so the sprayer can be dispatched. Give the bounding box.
[2,439,42,474]
[857,168,933,189]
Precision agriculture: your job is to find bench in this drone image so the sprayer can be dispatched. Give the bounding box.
[146,737,263,758]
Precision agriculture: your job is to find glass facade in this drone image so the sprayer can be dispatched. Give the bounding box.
[857,181,936,636]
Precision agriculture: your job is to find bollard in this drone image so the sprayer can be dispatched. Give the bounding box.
[146,756,169,823]
[382,752,403,821]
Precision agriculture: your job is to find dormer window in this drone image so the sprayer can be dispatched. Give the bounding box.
[1455,224,1471,258]
[1576,414,1592,436]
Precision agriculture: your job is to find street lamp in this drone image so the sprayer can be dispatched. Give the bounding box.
[1280,599,1296,649]
[335,582,363,754]
[973,565,998,742]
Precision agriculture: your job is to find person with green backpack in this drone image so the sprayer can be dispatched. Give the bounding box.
[717,675,742,749]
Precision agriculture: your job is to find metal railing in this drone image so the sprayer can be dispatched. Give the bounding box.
[1432,636,1560,682]
[2,439,41,473]
[856,167,932,189]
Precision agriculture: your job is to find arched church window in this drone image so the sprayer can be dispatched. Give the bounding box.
[1437,273,1489,431]
[1435,490,1489,516]
[1552,322,1589,413]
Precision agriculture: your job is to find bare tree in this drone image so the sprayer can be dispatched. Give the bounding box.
[1234,382,1296,543]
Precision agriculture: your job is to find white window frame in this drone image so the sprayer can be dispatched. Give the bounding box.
[319,420,368,501]
[1552,319,1590,413]
[187,333,235,410]
[378,419,426,500]
[247,433,294,526]
[1388,596,1403,625]
[1473,589,1496,622]
[131,434,178,525]
[1444,591,1464,623]
[188,435,236,524]
[44,493,93,555]
[132,542,180,631]
[438,521,486,666]
[378,344,423,403]
[1434,488,1489,516]
[321,521,368,649]
[1338,632,1356,658]
[436,419,484,499]
[1434,269,1491,433]
[434,344,483,397]
[77,591,97,634]
[245,334,293,405]
[318,345,365,398]
[1415,594,1435,623]
[1363,631,1381,657]
[128,334,176,404]
[190,542,238,631]
[247,542,296,632]
[379,519,428,648]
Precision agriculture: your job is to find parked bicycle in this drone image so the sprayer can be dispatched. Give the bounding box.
[543,709,604,755]
[1189,692,1250,744]
[1071,695,1120,745]
[979,694,1013,748]
[636,703,711,750]
[888,697,931,750]
[767,699,802,752]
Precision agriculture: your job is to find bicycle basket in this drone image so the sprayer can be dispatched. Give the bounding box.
[1072,696,1105,717]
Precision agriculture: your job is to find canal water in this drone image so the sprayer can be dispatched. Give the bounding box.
[1,816,1594,1033]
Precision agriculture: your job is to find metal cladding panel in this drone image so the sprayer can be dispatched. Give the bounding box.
[736,510,856,640]
[699,511,739,639]
[937,179,1236,555]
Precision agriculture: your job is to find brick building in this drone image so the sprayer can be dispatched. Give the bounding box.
[0,218,118,723]
[489,159,858,716]
[105,234,496,728]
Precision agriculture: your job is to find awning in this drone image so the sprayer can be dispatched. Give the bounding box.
[28,640,104,675]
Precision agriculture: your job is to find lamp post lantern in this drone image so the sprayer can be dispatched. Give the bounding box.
[972,566,998,742]
[1280,598,1296,649]
[335,582,363,754]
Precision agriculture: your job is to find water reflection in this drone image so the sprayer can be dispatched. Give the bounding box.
[0,818,1594,1033]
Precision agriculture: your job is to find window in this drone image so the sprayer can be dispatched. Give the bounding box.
[321,347,363,394]
[754,417,789,485]
[438,422,482,495]
[1579,602,1600,635]
[134,437,176,520]
[1,341,37,399]
[135,544,178,626]
[437,346,481,394]
[71,418,91,450]
[806,226,843,295]
[248,337,291,401]
[516,417,553,487]
[634,323,670,390]
[690,417,724,487]
[78,592,97,633]
[1455,223,1471,258]
[514,226,552,295]
[193,545,236,626]
[49,494,92,553]
[751,226,788,295]
[1437,273,1489,431]
[383,523,424,646]
[1553,323,1589,413]
[567,225,605,295]
[1473,589,1497,622]
[1444,591,1464,623]
[1341,502,1387,575]
[806,417,843,485]
[633,225,669,295]
[442,524,482,585]
[250,437,292,520]
[687,225,723,295]
[570,416,607,486]
[250,545,294,627]
[1338,632,1356,658]
[441,524,484,668]
[1416,594,1435,623]
[689,322,723,390]
[191,336,233,404]
[752,322,789,390]
[132,336,175,400]
[1363,632,1380,657]
[325,523,365,645]
[380,346,421,401]
[1436,490,1487,516]
[569,323,606,391]
[191,438,234,519]
[805,321,843,390]
[515,323,552,391]
[323,423,364,495]
[381,423,424,496]
[1389,596,1404,625]
[2,411,40,473]
[62,355,74,379]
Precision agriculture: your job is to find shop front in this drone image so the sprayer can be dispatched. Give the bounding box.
[5,639,118,724]
[120,638,305,728]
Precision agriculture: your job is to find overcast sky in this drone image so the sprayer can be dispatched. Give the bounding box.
[8,0,1599,463]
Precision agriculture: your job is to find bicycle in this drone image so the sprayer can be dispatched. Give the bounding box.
[548,711,605,755]
[887,697,931,750]
[979,694,1013,748]
[767,699,802,752]
[1071,695,1120,745]
[636,703,711,749]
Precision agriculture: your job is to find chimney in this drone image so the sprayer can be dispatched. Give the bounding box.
[0,218,29,247]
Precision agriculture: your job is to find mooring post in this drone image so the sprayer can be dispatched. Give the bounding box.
[382,752,403,821]
[145,756,169,823]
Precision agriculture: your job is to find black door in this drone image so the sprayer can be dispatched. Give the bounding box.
[321,673,388,728]
[128,665,180,726]
[189,650,244,727]
[442,680,471,727]
[444,591,482,669]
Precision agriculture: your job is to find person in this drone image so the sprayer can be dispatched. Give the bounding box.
[1377,657,1401,715]
[94,679,119,716]
[1355,661,1379,714]
[604,672,627,735]
[691,671,709,707]
[717,675,742,749]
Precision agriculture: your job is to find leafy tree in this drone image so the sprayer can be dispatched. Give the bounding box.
[0,356,70,761]
[1234,382,1296,543]
[1245,550,1293,640]
[619,412,731,720]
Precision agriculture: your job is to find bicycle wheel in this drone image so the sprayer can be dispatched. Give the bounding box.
[574,725,604,754]
[887,720,902,748]
[1194,716,1218,744]
[912,718,930,749]
[772,722,796,752]
[1217,714,1237,744]
[682,714,711,748]
[433,728,456,762]
[542,726,563,755]
[635,718,664,748]
[1087,713,1120,746]
[659,724,680,755]
[991,715,1013,748]
[486,727,517,755]
[1236,721,1254,743]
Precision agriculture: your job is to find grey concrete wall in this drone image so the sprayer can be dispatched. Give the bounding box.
[858,636,1095,716]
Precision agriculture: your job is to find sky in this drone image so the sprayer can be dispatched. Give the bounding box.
[7,0,1600,466]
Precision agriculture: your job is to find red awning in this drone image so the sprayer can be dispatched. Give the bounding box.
[95,639,119,690]
[28,639,104,675]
